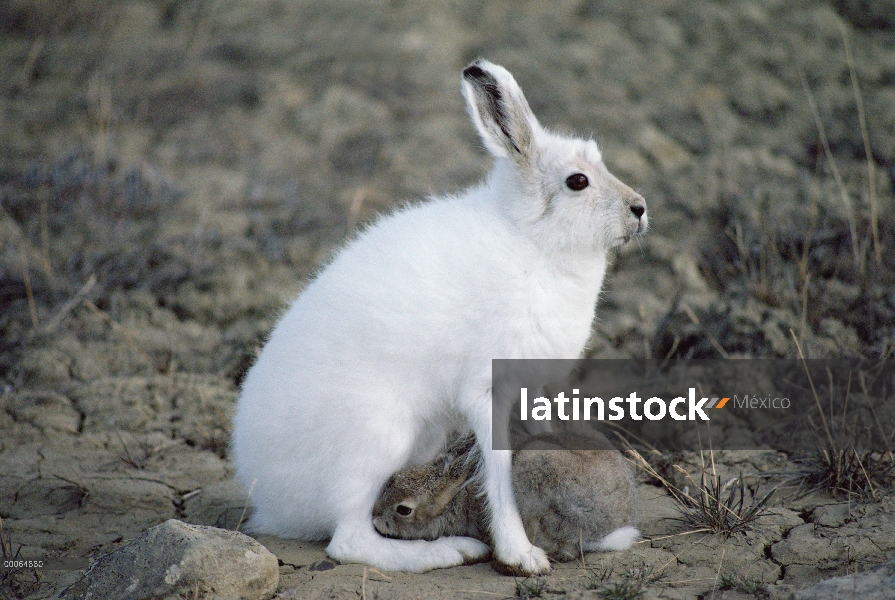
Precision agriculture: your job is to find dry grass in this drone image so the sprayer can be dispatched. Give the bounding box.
[109,432,169,470]
[514,577,548,599]
[0,518,41,600]
[626,446,776,538]
[789,333,895,500]
[796,449,895,501]
[800,72,861,273]
[671,469,776,538]
[654,26,893,361]
[586,562,663,600]
[839,21,881,267]
[717,571,770,600]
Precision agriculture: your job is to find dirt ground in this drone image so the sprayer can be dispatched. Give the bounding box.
[1,1,894,598]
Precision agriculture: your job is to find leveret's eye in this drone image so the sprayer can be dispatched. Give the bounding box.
[396,504,413,517]
[566,173,589,191]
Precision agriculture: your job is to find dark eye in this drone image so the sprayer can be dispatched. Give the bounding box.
[566,173,589,191]
[396,504,413,516]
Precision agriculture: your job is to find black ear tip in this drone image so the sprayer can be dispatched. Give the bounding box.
[462,64,486,81]
[463,60,497,85]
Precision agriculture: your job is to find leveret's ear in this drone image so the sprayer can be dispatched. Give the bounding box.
[418,468,471,520]
[417,438,475,519]
[461,59,540,162]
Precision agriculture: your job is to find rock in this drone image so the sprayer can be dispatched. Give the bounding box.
[792,555,895,600]
[60,519,278,600]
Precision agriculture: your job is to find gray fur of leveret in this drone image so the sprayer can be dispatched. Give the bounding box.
[373,431,640,561]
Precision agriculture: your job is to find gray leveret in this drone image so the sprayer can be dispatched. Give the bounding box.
[374,431,640,561]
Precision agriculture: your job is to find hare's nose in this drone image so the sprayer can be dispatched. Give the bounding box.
[630,203,645,219]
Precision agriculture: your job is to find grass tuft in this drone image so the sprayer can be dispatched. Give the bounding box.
[0,518,41,600]
[586,563,662,600]
[514,576,547,599]
[796,449,895,502]
[110,431,168,470]
[626,445,776,537]
[718,571,770,599]
[672,469,777,537]
[791,333,895,501]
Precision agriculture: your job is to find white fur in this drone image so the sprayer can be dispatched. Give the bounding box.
[231,59,647,574]
[586,526,642,552]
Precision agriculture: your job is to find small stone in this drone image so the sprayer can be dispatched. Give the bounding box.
[60,519,278,600]
[307,559,337,572]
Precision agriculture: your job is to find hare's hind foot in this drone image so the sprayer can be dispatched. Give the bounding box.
[327,523,490,572]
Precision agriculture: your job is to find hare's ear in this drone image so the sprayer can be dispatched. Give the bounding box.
[462,60,539,162]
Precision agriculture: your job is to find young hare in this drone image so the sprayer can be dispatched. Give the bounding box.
[373,431,639,562]
[232,59,647,574]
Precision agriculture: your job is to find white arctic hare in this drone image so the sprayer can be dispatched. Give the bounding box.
[232,59,647,575]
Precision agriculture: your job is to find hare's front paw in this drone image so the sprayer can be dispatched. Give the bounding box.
[493,543,551,576]
[444,536,491,563]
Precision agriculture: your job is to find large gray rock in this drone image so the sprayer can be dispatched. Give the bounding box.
[792,556,895,600]
[60,519,278,600]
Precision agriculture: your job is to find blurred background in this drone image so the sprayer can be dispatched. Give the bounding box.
[1,0,894,371]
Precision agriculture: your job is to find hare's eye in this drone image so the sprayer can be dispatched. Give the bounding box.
[396,504,413,517]
[566,173,589,191]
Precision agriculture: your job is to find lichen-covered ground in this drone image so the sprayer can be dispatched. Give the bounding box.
[1,1,894,598]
